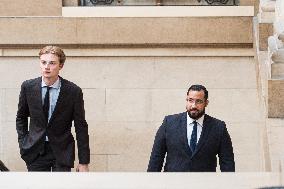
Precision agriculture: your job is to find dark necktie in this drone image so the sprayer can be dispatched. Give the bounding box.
[43,86,51,122]
[190,121,197,152]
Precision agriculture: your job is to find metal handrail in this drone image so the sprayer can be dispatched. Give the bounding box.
[90,0,114,5]
[81,0,237,6]
[205,0,237,5]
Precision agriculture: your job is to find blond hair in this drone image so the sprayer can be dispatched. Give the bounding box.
[39,46,66,64]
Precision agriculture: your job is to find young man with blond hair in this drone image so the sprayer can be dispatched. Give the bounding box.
[16,46,90,172]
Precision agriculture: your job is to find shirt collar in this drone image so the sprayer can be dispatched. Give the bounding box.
[41,77,61,89]
[187,113,204,127]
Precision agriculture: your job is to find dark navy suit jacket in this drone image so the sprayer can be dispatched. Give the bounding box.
[147,112,235,172]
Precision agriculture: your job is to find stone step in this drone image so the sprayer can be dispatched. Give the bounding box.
[0,172,281,189]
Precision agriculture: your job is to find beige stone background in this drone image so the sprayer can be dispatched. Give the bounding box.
[0,53,265,172]
[0,0,284,177]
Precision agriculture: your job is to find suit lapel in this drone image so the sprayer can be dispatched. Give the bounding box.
[48,77,67,125]
[191,114,212,157]
[180,112,192,155]
[32,77,46,121]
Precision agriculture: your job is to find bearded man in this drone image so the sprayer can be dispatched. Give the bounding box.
[147,84,235,172]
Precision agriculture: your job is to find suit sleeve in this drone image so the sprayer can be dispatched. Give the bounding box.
[16,82,29,150]
[218,123,235,172]
[73,88,90,164]
[147,117,167,172]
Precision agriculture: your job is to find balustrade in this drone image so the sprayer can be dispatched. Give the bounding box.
[267,0,284,79]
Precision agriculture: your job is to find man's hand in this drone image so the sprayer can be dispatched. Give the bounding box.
[76,164,89,172]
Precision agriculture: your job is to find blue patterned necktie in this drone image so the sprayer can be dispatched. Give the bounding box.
[190,121,197,152]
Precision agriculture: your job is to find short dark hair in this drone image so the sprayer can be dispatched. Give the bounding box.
[187,84,208,100]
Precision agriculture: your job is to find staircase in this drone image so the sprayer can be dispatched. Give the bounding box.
[256,0,284,172]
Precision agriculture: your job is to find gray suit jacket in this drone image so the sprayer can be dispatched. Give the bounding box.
[16,76,90,167]
[147,112,235,172]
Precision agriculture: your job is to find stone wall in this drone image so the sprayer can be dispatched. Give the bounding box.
[0,47,266,171]
[0,4,264,172]
[0,16,252,46]
[0,0,62,16]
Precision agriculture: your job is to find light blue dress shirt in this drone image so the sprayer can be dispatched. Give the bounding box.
[41,78,61,121]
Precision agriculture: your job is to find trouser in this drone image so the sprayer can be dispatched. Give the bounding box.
[27,142,71,172]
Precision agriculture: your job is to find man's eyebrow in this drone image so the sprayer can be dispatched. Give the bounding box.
[40,60,56,63]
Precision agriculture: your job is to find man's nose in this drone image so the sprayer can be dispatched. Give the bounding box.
[44,63,50,69]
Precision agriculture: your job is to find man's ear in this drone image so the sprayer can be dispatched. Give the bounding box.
[59,63,64,69]
[205,100,209,107]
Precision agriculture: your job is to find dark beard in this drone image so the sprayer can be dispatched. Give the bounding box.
[188,109,205,120]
